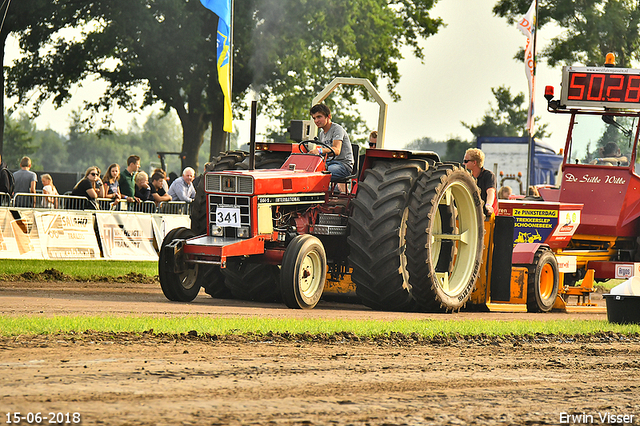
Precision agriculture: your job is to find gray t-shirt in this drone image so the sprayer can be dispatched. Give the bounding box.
[319,123,353,170]
[13,169,37,194]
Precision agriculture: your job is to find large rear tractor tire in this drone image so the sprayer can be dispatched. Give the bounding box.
[280,235,327,309]
[347,159,429,311]
[221,260,281,303]
[406,164,484,312]
[523,247,559,313]
[190,150,248,236]
[158,227,201,302]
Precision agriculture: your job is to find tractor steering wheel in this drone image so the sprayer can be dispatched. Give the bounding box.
[299,139,336,162]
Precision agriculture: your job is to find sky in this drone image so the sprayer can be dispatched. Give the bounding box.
[353,0,568,151]
[5,0,571,153]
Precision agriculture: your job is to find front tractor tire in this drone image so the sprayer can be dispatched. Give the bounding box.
[347,159,429,311]
[523,247,559,313]
[159,227,201,302]
[280,235,327,309]
[406,164,485,312]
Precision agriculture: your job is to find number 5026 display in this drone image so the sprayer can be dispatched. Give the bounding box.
[561,66,640,108]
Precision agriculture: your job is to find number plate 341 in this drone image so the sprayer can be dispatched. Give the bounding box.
[215,207,241,228]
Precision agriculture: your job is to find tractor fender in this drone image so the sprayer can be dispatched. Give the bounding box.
[512,243,549,265]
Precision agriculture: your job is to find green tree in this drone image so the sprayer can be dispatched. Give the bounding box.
[445,137,474,163]
[493,0,640,67]
[403,135,473,163]
[7,0,444,171]
[3,115,37,169]
[63,110,187,175]
[1,0,95,155]
[404,137,448,158]
[30,128,68,172]
[462,86,550,139]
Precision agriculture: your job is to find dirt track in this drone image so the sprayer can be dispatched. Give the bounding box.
[1,280,639,425]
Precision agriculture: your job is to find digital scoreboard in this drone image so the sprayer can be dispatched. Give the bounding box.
[561,66,640,109]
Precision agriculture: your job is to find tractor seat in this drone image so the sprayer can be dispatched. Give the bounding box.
[332,143,360,183]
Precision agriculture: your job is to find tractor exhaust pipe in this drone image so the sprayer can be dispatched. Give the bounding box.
[249,100,257,170]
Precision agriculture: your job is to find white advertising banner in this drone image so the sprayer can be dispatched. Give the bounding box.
[152,214,191,248]
[95,212,157,261]
[0,208,44,259]
[33,210,101,259]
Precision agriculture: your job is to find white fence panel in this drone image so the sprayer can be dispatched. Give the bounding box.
[34,210,101,259]
[95,212,158,261]
[0,209,44,259]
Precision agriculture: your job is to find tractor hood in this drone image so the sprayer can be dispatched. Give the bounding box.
[206,169,332,195]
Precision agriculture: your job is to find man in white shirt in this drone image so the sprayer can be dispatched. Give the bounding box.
[168,167,196,202]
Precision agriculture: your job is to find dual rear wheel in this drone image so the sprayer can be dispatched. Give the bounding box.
[405,164,485,312]
[348,161,485,312]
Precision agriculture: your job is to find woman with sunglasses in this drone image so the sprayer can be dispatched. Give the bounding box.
[71,166,105,209]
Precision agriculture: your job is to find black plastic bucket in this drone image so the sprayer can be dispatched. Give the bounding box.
[603,294,640,324]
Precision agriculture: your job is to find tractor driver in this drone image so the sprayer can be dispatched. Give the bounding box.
[308,104,354,181]
[464,148,497,219]
[591,142,628,166]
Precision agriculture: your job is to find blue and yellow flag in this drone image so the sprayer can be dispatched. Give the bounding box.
[200,0,232,132]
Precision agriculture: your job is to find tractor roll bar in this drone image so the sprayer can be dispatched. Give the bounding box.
[312,77,388,149]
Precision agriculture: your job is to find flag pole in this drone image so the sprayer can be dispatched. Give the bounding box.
[226,0,234,151]
[526,0,538,192]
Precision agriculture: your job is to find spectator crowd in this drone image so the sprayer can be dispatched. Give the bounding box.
[0,154,197,211]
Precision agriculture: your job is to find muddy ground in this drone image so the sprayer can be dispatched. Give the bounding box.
[1,280,639,426]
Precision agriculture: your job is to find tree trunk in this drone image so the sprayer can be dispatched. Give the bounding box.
[0,33,6,157]
[179,111,209,173]
[210,108,228,160]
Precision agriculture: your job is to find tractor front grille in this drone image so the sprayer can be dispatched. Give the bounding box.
[206,174,254,194]
[208,195,252,238]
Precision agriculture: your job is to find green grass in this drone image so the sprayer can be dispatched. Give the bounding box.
[594,279,625,292]
[0,316,638,337]
[0,259,157,278]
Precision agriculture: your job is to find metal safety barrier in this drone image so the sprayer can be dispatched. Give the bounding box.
[13,193,88,210]
[126,200,157,213]
[157,201,191,215]
[0,192,10,207]
[9,193,190,215]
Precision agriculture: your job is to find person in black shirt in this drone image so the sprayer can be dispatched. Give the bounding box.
[134,171,152,202]
[464,148,496,219]
[71,166,105,210]
[0,154,13,198]
[149,171,172,206]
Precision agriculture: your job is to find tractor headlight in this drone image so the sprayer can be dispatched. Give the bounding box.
[237,226,250,238]
[210,225,224,237]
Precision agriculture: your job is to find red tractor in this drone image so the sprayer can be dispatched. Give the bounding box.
[159,79,488,311]
[538,58,640,291]
[159,72,616,313]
